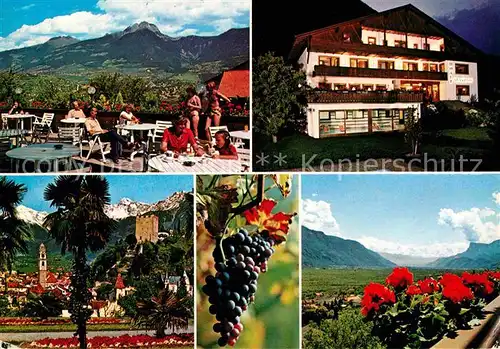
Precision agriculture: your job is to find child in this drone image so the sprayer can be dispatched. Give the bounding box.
[212,130,238,160]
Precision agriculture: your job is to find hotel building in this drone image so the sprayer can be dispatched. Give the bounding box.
[289,5,481,138]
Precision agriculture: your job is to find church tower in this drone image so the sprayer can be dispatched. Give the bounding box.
[39,243,47,287]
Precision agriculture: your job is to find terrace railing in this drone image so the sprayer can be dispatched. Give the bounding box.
[313,65,448,81]
[307,90,425,104]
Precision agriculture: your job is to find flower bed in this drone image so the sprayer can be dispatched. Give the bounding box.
[0,318,128,326]
[24,333,194,348]
[360,267,500,348]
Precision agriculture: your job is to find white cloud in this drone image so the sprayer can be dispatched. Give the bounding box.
[438,207,500,243]
[356,236,469,258]
[0,0,250,51]
[302,199,341,237]
[19,4,36,11]
[493,192,500,205]
[311,193,318,197]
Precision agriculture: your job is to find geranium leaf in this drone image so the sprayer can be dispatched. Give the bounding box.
[459,308,470,315]
[468,319,482,327]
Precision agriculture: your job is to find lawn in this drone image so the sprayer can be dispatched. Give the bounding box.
[253,128,492,171]
[302,268,464,299]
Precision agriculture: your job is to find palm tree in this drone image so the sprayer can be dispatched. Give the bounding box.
[0,176,32,273]
[134,288,192,338]
[43,176,115,349]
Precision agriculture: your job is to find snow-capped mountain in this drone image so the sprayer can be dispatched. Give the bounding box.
[15,206,48,226]
[15,191,189,224]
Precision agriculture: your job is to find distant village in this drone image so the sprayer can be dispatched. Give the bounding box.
[0,214,192,317]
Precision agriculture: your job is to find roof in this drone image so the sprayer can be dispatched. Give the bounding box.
[289,4,483,62]
[46,273,57,284]
[115,274,125,289]
[218,70,250,98]
[31,283,45,294]
[205,60,249,85]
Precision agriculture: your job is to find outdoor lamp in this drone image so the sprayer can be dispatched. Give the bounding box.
[87,86,96,95]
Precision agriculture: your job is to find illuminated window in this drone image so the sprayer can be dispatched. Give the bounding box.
[430,64,438,72]
[350,58,369,68]
[394,40,406,48]
[376,85,387,91]
[456,85,470,96]
[378,60,394,69]
[403,62,418,71]
[413,43,419,49]
[455,64,469,75]
[343,33,351,43]
[318,82,332,90]
[318,56,331,66]
[440,44,445,52]
[368,37,376,45]
[423,63,429,71]
[350,84,361,91]
[439,63,445,72]
[334,84,347,91]
[424,43,430,50]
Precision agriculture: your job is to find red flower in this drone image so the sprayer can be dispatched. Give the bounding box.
[243,199,296,243]
[462,272,494,297]
[440,273,474,303]
[386,267,414,289]
[361,282,396,316]
[236,105,242,110]
[406,284,422,296]
[488,271,500,280]
[417,278,440,294]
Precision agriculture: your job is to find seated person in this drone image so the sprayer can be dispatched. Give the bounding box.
[212,130,238,160]
[119,104,140,125]
[85,107,133,164]
[8,101,24,114]
[160,116,204,157]
[66,101,86,119]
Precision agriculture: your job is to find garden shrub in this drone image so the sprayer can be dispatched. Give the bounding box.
[303,308,385,349]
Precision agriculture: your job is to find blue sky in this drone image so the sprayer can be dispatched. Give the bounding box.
[302,174,500,258]
[6,174,193,212]
[0,0,250,50]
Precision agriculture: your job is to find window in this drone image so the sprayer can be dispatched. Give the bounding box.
[343,33,351,43]
[440,44,445,52]
[430,64,438,72]
[423,43,430,50]
[423,63,429,71]
[455,64,469,75]
[403,62,418,71]
[394,40,406,48]
[378,60,395,70]
[319,111,330,120]
[376,84,387,91]
[413,43,419,49]
[334,84,347,91]
[368,37,376,45]
[318,82,332,90]
[350,58,369,68]
[456,85,470,96]
[319,56,339,66]
[42,261,45,267]
[363,84,375,91]
[350,84,361,91]
[439,63,445,72]
[379,110,387,118]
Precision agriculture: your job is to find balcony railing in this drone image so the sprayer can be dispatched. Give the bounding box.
[313,65,448,81]
[307,90,424,104]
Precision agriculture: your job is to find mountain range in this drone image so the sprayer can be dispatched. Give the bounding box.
[302,226,395,268]
[303,226,500,270]
[13,191,191,272]
[0,22,249,79]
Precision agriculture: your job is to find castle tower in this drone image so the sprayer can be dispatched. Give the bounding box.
[135,215,159,244]
[39,244,47,288]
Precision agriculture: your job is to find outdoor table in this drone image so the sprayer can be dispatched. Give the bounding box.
[148,154,242,173]
[230,130,251,148]
[3,114,35,131]
[7,143,80,173]
[61,118,86,126]
[123,123,156,161]
[0,129,29,146]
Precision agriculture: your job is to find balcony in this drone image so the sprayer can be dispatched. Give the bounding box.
[313,65,448,81]
[307,90,424,104]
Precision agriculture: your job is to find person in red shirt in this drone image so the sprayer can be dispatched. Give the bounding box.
[160,116,204,156]
[212,130,238,160]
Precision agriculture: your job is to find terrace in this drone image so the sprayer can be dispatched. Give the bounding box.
[313,65,448,81]
[307,90,424,104]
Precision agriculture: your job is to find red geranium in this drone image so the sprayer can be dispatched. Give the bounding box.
[440,273,462,287]
[361,282,396,316]
[440,273,474,303]
[462,271,494,297]
[488,271,500,280]
[406,284,422,296]
[386,267,414,289]
[417,278,440,294]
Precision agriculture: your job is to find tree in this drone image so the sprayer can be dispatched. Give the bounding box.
[96,283,115,301]
[22,292,63,319]
[0,177,32,274]
[43,176,115,349]
[404,107,423,156]
[134,288,192,338]
[253,52,307,142]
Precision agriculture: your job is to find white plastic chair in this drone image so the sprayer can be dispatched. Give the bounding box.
[81,128,110,163]
[238,148,250,172]
[151,120,173,153]
[208,126,229,145]
[31,113,55,143]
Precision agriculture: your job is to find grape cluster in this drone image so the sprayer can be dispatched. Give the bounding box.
[202,228,276,347]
